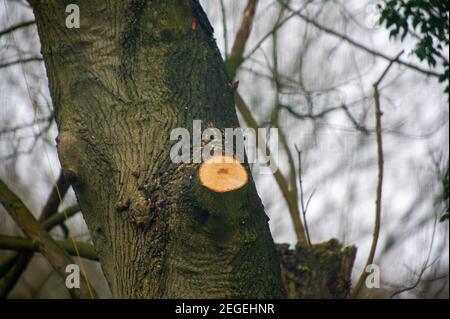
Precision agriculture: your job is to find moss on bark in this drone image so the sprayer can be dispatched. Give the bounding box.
[277,239,357,299]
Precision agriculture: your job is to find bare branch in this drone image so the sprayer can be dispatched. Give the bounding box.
[0,253,20,278]
[295,147,312,247]
[42,205,80,231]
[0,204,80,297]
[341,104,370,135]
[280,103,342,120]
[226,0,259,77]
[0,172,73,298]
[0,19,35,38]
[390,214,439,298]
[225,0,307,243]
[0,56,43,70]
[244,0,314,61]
[39,173,71,222]
[235,93,307,243]
[0,179,94,299]
[351,51,404,299]
[0,236,98,261]
[279,1,441,79]
[0,115,53,137]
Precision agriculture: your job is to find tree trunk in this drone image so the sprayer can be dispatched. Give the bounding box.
[30,0,285,298]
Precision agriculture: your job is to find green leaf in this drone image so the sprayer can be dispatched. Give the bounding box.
[440,212,449,222]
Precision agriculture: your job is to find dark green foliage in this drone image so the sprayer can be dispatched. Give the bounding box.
[378,0,449,94]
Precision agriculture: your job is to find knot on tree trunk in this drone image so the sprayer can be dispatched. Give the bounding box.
[277,239,357,299]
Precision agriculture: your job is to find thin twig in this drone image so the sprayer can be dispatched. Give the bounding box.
[341,104,370,135]
[295,147,313,247]
[226,0,308,243]
[235,93,307,243]
[244,0,314,61]
[269,15,308,244]
[0,115,53,136]
[390,214,439,298]
[351,51,404,299]
[279,1,441,79]
[281,103,342,120]
[0,56,43,70]
[0,19,35,38]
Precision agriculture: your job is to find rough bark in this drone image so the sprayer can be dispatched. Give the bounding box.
[30,0,284,298]
[277,239,357,299]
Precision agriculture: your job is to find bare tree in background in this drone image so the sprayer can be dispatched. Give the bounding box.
[0,0,448,299]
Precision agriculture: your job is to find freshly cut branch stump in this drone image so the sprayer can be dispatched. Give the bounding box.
[199,155,249,193]
[194,155,252,246]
